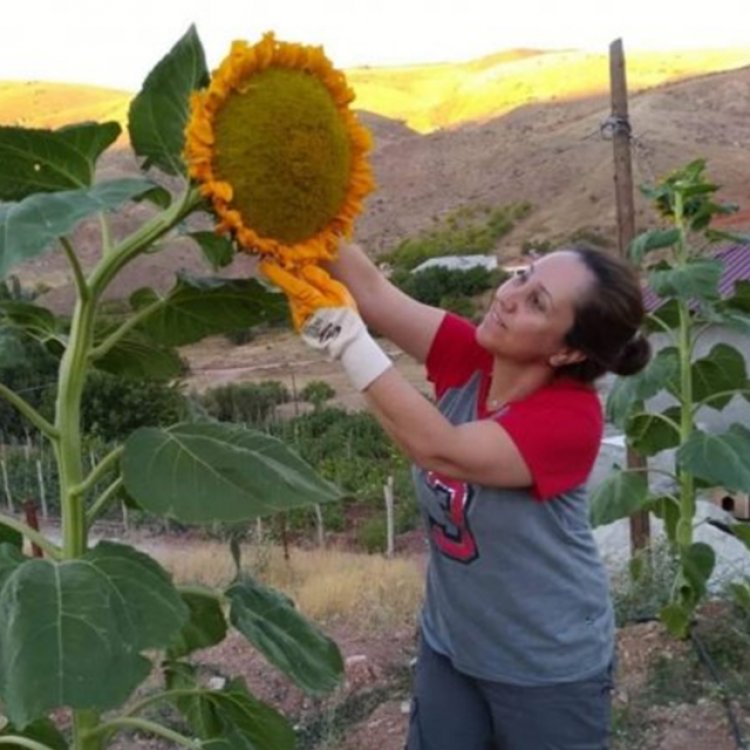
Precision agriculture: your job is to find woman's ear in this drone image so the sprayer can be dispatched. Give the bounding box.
[549,348,587,368]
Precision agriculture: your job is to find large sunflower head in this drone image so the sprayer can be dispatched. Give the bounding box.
[184,32,375,268]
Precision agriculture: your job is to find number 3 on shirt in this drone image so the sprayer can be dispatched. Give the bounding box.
[425,471,479,563]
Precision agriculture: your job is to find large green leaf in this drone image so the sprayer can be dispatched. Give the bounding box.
[167,589,228,659]
[0,544,25,587]
[644,298,681,334]
[692,343,747,409]
[727,279,750,313]
[85,542,189,649]
[730,523,750,552]
[0,178,157,279]
[227,576,343,694]
[660,601,691,638]
[703,308,750,337]
[628,228,679,265]
[131,276,288,347]
[190,231,235,270]
[0,122,120,200]
[677,424,750,493]
[0,542,186,727]
[128,25,209,176]
[589,470,649,528]
[0,523,22,550]
[606,347,680,426]
[0,300,65,352]
[0,716,68,749]
[705,285,750,335]
[167,663,295,750]
[93,329,184,380]
[644,496,680,543]
[122,422,342,523]
[648,258,722,304]
[0,328,27,367]
[56,121,121,169]
[626,407,681,456]
[681,542,715,601]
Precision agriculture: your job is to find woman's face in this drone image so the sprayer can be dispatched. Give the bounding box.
[476,251,594,367]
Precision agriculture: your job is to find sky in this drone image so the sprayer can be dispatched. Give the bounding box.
[3,0,749,92]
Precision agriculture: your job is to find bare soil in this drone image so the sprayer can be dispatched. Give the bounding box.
[105,535,750,750]
[180,328,430,410]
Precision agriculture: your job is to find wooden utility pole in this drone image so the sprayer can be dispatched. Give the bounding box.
[609,39,650,552]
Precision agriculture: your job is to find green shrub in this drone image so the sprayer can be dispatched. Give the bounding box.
[77,371,187,442]
[0,443,60,515]
[611,541,679,627]
[391,265,507,306]
[271,407,415,509]
[521,238,553,255]
[225,328,256,345]
[200,380,290,425]
[383,202,531,271]
[0,333,59,443]
[357,515,387,554]
[566,226,613,249]
[440,295,478,320]
[299,380,336,408]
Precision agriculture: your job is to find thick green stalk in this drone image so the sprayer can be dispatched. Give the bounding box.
[0,511,61,558]
[674,191,695,549]
[84,717,201,749]
[56,186,200,750]
[73,710,104,750]
[56,292,97,559]
[0,738,60,750]
[88,186,201,299]
[85,476,124,524]
[89,296,166,362]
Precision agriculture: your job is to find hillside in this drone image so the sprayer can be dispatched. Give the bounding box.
[3,46,750,133]
[356,64,750,255]
[347,47,750,131]
[1,50,749,311]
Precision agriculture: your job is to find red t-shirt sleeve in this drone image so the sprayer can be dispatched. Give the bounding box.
[497,385,603,501]
[425,313,492,399]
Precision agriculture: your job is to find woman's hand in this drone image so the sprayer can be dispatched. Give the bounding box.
[260,262,392,391]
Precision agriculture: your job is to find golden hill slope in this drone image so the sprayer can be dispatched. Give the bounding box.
[348,47,750,131]
[3,47,750,133]
[0,81,131,136]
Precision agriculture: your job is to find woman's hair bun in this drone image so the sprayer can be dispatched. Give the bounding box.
[612,334,651,376]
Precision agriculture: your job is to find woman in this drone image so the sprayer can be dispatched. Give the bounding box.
[262,241,650,750]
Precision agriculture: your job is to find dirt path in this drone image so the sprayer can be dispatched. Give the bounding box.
[181,329,431,412]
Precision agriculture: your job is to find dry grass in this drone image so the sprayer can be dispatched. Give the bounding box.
[151,539,425,632]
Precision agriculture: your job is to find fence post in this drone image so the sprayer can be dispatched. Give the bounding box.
[609,38,650,553]
[1,456,14,513]
[35,458,48,519]
[384,475,395,558]
[313,504,325,547]
[278,513,290,562]
[23,500,43,558]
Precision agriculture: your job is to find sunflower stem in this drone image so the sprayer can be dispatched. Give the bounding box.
[86,476,124,524]
[60,236,90,302]
[89,295,166,362]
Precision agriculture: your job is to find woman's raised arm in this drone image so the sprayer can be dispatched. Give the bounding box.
[324,242,445,363]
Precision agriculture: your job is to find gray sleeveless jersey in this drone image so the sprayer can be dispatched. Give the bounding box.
[415,371,615,686]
